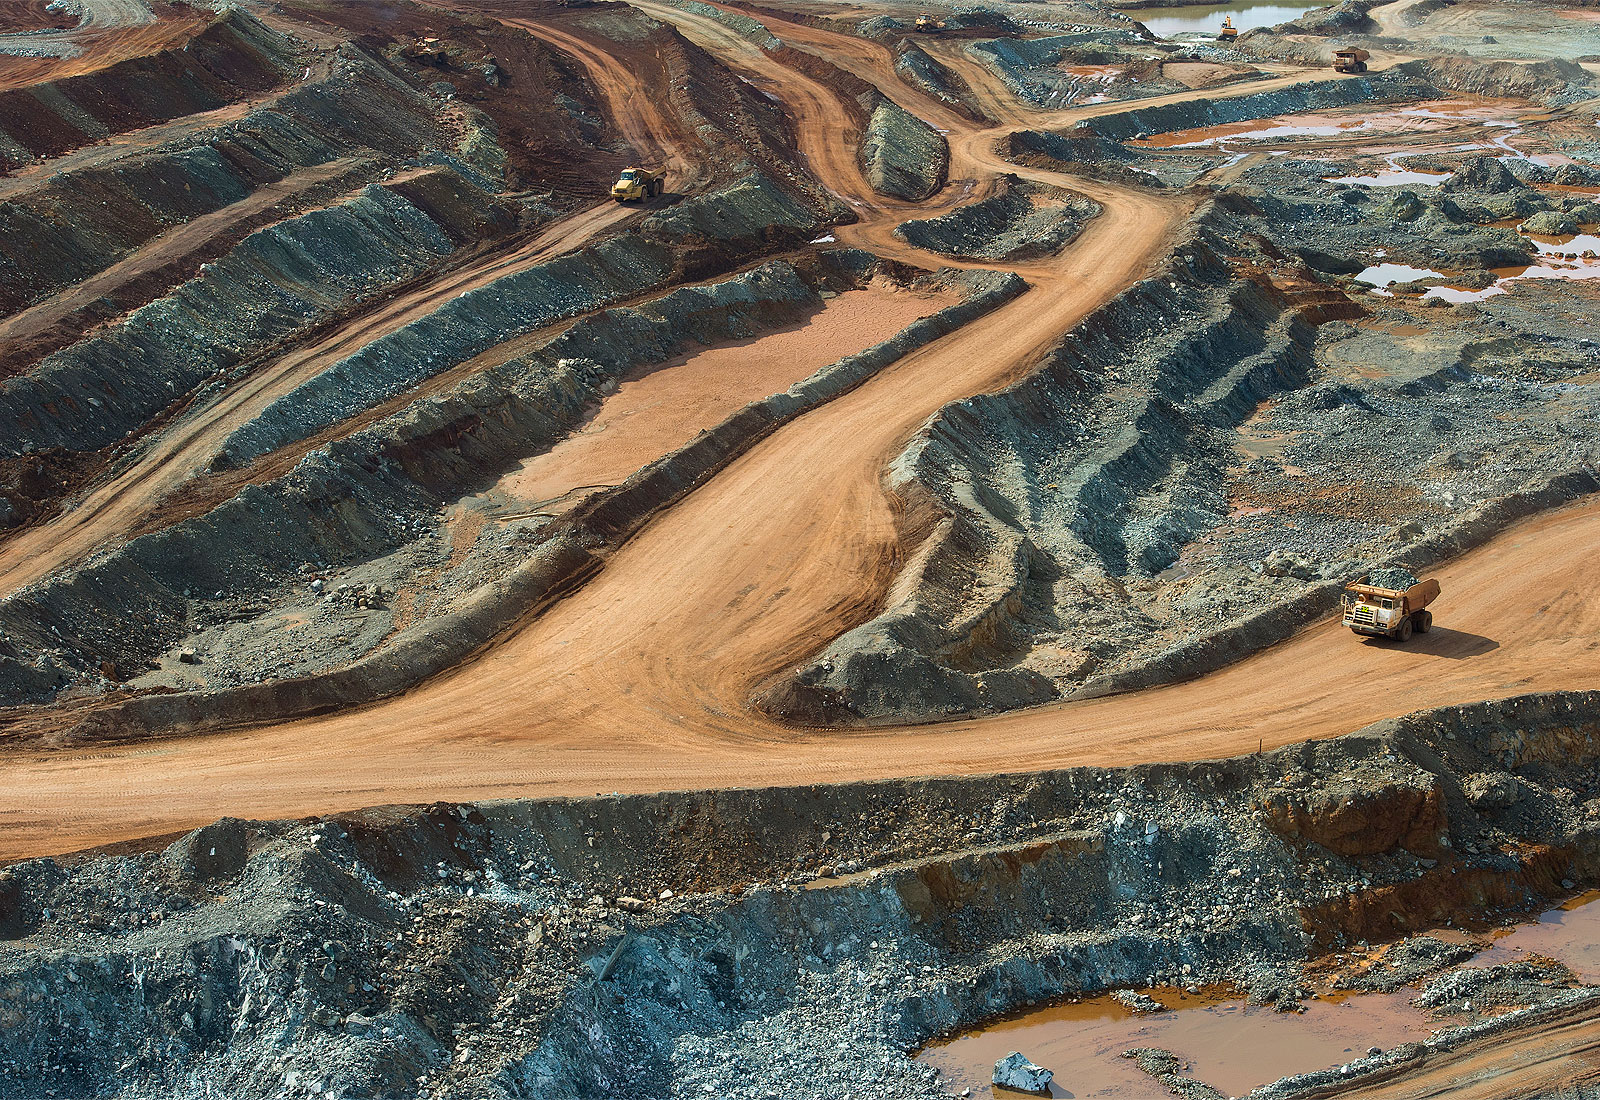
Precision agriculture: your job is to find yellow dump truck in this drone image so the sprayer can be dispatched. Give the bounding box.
[1342,569,1440,642]
[914,12,946,31]
[1217,16,1239,41]
[611,166,665,202]
[1333,48,1370,73]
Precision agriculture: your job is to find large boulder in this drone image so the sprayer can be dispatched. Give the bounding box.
[1521,210,1578,236]
[994,1051,1054,1093]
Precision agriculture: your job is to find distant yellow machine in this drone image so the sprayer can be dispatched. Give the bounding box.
[611,166,665,202]
[914,12,946,32]
[1217,15,1239,41]
[1334,47,1371,73]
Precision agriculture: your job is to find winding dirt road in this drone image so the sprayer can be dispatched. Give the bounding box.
[2,5,1599,863]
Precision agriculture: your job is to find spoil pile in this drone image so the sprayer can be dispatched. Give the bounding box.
[896,174,1100,262]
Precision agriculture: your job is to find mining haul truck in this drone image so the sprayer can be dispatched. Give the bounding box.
[914,12,947,31]
[1333,48,1370,73]
[1342,567,1440,642]
[611,167,665,202]
[1217,16,1239,41]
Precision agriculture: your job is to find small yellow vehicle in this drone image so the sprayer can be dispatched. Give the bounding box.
[1334,48,1370,73]
[1217,15,1239,41]
[1342,570,1441,642]
[611,166,665,202]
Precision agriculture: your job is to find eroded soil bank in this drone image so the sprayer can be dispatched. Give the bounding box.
[5,690,1600,1098]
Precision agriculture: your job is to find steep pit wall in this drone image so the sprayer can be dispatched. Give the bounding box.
[862,99,949,202]
[1080,70,1432,142]
[213,171,827,470]
[0,168,510,465]
[1394,56,1597,108]
[966,31,1145,107]
[0,8,303,169]
[4,691,1600,1097]
[3,261,1025,728]
[766,40,949,203]
[763,205,1320,725]
[895,173,1101,262]
[0,42,451,320]
[892,40,987,124]
[0,253,851,708]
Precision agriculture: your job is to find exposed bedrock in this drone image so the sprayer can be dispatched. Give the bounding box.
[965,32,1144,108]
[214,171,828,469]
[861,98,949,203]
[763,206,1321,724]
[0,9,303,170]
[0,251,848,708]
[895,174,1101,262]
[0,258,1024,722]
[1394,56,1597,108]
[892,41,986,124]
[4,691,1600,1097]
[0,42,453,320]
[1081,71,1432,142]
[0,168,511,464]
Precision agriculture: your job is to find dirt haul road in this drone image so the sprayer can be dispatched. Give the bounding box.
[1331,1001,1600,1099]
[3,8,1598,860]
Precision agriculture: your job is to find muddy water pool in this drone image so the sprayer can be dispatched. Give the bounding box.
[1132,2,1325,38]
[918,893,1600,1099]
[919,988,1430,1099]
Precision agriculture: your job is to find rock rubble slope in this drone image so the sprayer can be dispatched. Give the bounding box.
[2,0,1600,1095]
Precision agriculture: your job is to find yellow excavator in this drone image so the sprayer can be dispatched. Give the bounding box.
[1217,15,1239,41]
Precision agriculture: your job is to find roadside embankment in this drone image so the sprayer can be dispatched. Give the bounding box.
[0,257,1024,729]
[4,689,1599,1097]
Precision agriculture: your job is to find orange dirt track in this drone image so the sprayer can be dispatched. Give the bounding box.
[3,4,1600,862]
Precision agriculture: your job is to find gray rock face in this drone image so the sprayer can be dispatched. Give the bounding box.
[994,1051,1054,1093]
[1442,155,1522,194]
[861,99,948,202]
[1262,550,1321,580]
[1521,210,1579,236]
[896,174,1100,262]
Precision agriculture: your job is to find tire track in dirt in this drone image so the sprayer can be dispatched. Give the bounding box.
[5,6,1600,861]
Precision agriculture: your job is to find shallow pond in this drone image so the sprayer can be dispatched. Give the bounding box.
[1132,2,1326,38]
[919,893,1600,1099]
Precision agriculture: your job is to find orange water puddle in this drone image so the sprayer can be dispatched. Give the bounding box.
[919,893,1600,1099]
[919,987,1430,1099]
[490,280,954,511]
[1465,890,1600,983]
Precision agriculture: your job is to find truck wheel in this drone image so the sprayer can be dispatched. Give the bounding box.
[1415,610,1432,634]
[1396,618,1414,643]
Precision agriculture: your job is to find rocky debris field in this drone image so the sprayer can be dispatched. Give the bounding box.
[5,692,1600,1098]
[896,173,1100,261]
[4,0,1600,1095]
